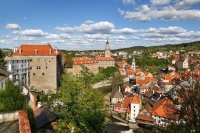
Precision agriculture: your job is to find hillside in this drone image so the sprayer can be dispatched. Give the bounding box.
[112,40,200,52]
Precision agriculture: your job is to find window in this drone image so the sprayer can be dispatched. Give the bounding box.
[46,66,47,69]
[33,73,35,76]
[42,73,45,75]
[37,58,40,62]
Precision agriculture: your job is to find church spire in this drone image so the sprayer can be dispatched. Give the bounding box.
[105,39,111,57]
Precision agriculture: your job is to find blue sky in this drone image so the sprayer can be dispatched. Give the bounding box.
[1,0,200,50]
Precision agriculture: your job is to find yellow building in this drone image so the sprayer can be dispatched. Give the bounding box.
[72,57,99,76]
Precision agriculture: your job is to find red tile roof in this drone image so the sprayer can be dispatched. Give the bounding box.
[72,57,98,65]
[96,56,114,61]
[136,113,155,122]
[18,110,31,133]
[152,85,164,93]
[136,79,149,85]
[13,44,62,56]
[114,95,140,110]
[130,95,140,104]
[152,97,176,119]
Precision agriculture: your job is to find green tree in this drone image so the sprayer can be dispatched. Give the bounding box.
[0,49,6,69]
[0,80,37,132]
[111,71,124,89]
[54,73,106,132]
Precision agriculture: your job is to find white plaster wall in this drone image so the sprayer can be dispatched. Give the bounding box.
[130,103,139,121]
[0,112,18,123]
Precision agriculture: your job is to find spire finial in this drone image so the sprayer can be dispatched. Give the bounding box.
[106,38,109,44]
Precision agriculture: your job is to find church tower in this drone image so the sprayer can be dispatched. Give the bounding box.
[105,39,111,57]
[132,57,136,71]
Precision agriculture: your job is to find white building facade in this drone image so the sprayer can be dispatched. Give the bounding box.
[4,56,31,87]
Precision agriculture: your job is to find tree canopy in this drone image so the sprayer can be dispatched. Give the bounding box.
[0,80,37,132]
[54,73,106,133]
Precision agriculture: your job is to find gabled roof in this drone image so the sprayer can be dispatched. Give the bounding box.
[136,109,155,122]
[143,90,153,98]
[152,85,164,93]
[4,56,30,61]
[96,56,114,61]
[0,68,11,81]
[72,57,98,65]
[13,44,62,56]
[130,95,140,104]
[34,107,58,129]
[136,79,149,85]
[114,94,140,110]
[151,97,175,118]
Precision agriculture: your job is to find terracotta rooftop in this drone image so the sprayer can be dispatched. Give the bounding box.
[18,110,31,133]
[151,97,176,119]
[96,56,114,61]
[72,57,98,65]
[13,44,62,56]
[136,114,155,122]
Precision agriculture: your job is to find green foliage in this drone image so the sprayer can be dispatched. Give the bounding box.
[0,80,37,132]
[0,49,6,69]
[54,73,106,132]
[99,66,119,78]
[127,55,168,75]
[111,71,124,88]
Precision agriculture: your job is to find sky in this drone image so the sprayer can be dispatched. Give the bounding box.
[1,0,200,50]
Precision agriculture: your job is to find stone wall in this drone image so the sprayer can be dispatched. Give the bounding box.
[29,56,57,93]
[0,111,18,123]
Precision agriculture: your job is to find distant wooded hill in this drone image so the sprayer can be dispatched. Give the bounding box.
[112,40,200,52]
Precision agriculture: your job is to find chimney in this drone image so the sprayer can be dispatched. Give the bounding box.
[55,47,58,54]
[13,47,18,53]
[50,49,52,54]
[19,48,22,54]
[118,86,121,93]
[35,49,37,54]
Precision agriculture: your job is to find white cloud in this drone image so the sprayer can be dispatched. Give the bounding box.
[5,23,21,30]
[13,36,35,41]
[75,21,115,34]
[0,39,9,44]
[84,34,108,39]
[130,36,140,40]
[119,0,200,21]
[84,20,94,24]
[119,7,200,21]
[175,0,200,9]
[140,33,167,38]
[59,34,71,39]
[20,29,47,37]
[151,0,170,6]
[112,28,137,34]
[46,34,59,39]
[55,27,73,33]
[146,26,186,34]
[111,35,126,40]
[122,0,134,5]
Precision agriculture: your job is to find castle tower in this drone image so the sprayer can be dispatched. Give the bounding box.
[105,39,111,57]
[132,57,136,71]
